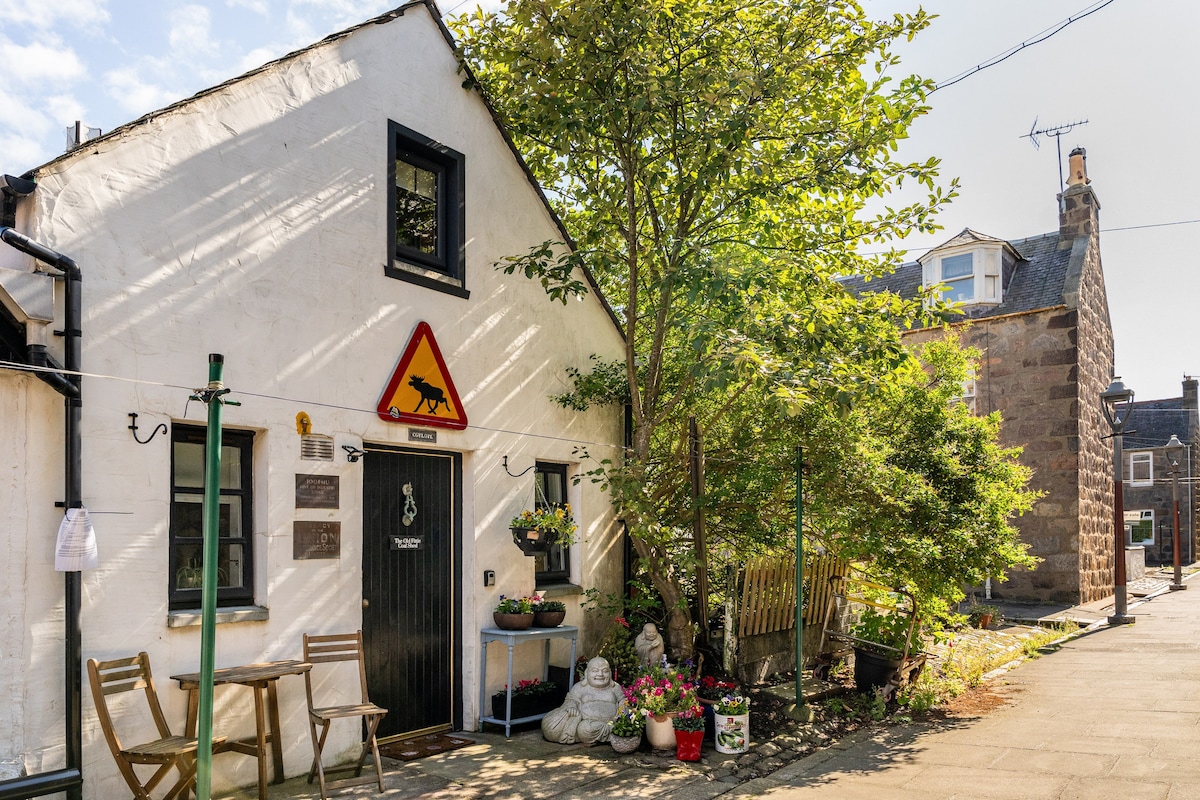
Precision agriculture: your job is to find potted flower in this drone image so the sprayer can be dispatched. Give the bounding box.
[713,694,750,754]
[969,604,999,629]
[671,705,705,761]
[848,607,921,692]
[493,595,535,630]
[624,662,698,750]
[696,675,737,739]
[608,707,644,753]
[531,597,567,628]
[510,504,577,555]
[490,678,559,721]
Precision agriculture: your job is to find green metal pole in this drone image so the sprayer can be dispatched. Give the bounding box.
[786,446,814,721]
[196,354,227,800]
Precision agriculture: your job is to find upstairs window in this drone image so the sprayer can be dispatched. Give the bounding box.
[923,246,1003,305]
[386,121,467,297]
[1129,452,1153,487]
[940,253,974,302]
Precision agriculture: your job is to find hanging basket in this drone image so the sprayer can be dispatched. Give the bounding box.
[511,526,559,556]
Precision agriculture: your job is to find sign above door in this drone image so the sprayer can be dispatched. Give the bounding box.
[376,321,468,430]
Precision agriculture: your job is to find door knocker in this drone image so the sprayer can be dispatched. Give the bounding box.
[402,482,417,527]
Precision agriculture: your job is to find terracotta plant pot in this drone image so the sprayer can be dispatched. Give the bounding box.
[533,610,566,628]
[492,612,534,631]
[645,713,678,750]
[976,613,993,629]
[674,728,703,761]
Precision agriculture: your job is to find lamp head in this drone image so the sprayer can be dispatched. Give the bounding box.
[1100,378,1134,434]
[1166,434,1185,470]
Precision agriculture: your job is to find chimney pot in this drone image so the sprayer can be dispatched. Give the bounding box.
[1066,147,1089,187]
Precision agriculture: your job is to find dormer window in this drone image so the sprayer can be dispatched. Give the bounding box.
[922,241,1007,307]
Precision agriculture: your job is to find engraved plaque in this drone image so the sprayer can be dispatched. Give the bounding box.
[295,474,339,509]
[294,521,341,559]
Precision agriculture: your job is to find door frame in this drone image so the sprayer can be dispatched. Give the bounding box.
[363,443,465,736]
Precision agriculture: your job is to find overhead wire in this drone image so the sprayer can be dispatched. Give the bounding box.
[0,359,624,451]
[932,0,1118,92]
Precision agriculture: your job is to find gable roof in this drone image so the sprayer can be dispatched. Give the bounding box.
[841,229,1075,320]
[16,0,625,338]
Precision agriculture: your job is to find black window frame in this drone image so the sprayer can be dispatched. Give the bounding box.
[534,461,571,586]
[386,120,468,298]
[168,424,255,610]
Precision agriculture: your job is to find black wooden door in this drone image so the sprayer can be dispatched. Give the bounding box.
[362,446,461,738]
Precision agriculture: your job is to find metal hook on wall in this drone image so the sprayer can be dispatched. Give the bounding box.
[502,455,536,478]
[128,412,167,445]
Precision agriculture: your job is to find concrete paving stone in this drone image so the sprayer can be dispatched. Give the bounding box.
[1168,783,1200,800]
[547,766,719,800]
[1038,736,1153,758]
[899,764,1067,800]
[1108,754,1200,782]
[1055,777,1171,800]
[987,747,1116,778]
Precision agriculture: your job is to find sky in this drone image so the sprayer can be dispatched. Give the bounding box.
[0,0,1194,401]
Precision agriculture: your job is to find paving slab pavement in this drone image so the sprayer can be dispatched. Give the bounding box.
[214,572,1200,799]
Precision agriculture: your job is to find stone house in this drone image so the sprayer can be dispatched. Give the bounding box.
[843,148,1116,604]
[0,3,626,797]
[1121,378,1199,567]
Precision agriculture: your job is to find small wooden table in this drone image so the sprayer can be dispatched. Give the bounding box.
[478,626,577,738]
[172,660,312,800]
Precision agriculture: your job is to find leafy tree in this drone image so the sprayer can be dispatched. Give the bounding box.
[452,0,956,653]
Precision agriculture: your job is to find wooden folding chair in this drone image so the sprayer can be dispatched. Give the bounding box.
[87,652,226,800]
[302,631,387,798]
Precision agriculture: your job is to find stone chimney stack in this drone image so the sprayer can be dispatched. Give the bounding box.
[1058,147,1101,241]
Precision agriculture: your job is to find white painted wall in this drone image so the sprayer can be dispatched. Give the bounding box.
[0,6,625,797]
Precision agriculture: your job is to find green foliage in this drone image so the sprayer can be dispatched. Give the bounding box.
[494,595,535,614]
[595,620,641,685]
[451,0,980,635]
[610,707,645,737]
[851,606,918,656]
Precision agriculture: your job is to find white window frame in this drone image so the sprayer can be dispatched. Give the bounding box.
[1125,509,1154,546]
[1129,451,1153,487]
[922,245,1004,306]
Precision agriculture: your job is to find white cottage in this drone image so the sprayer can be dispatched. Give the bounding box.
[0,2,626,797]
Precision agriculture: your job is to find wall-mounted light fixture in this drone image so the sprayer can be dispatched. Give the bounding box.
[342,445,367,463]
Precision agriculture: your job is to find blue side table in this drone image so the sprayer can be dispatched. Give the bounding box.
[479,625,578,738]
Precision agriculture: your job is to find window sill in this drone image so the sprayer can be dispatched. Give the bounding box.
[535,583,582,599]
[167,605,269,628]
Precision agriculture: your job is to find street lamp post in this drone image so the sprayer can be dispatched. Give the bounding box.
[1165,434,1188,592]
[1100,377,1136,625]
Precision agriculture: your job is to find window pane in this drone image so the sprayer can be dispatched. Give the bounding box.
[943,277,974,302]
[941,253,973,279]
[1130,453,1152,483]
[172,542,247,591]
[220,443,242,489]
[174,440,204,488]
[396,157,439,255]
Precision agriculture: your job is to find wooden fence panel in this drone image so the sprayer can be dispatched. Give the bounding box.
[737,553,849,638]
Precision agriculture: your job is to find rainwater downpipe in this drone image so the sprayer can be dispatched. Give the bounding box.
[0,226,83,800]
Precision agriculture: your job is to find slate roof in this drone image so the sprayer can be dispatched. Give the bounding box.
[841,229,1074,319]
[1124,397,1189,451]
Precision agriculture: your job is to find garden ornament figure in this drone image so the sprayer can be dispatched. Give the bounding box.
[541,657,625,744]
[634,623,665,669]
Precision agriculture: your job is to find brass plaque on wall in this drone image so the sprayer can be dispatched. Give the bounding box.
[295,474,339,509]
[294,521,341,559]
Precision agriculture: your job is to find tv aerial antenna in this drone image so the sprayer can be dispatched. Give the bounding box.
[1020,117,1089,192]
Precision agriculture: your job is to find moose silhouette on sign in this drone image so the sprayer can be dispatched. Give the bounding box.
[408,374,449,415]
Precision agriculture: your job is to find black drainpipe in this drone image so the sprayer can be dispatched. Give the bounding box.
[0,226,83,800]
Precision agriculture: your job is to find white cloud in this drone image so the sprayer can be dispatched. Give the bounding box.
[0,0,110,30]
[169,5,218,56]
[0,37,86,85]
[45,94,87,130]
[104,66,180,116]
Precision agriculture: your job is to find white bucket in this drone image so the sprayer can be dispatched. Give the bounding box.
[714,712,750,754]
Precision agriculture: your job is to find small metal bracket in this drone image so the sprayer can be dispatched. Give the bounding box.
[128,412,167,445]
[502,455,536,478]
[342,445,367,463]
